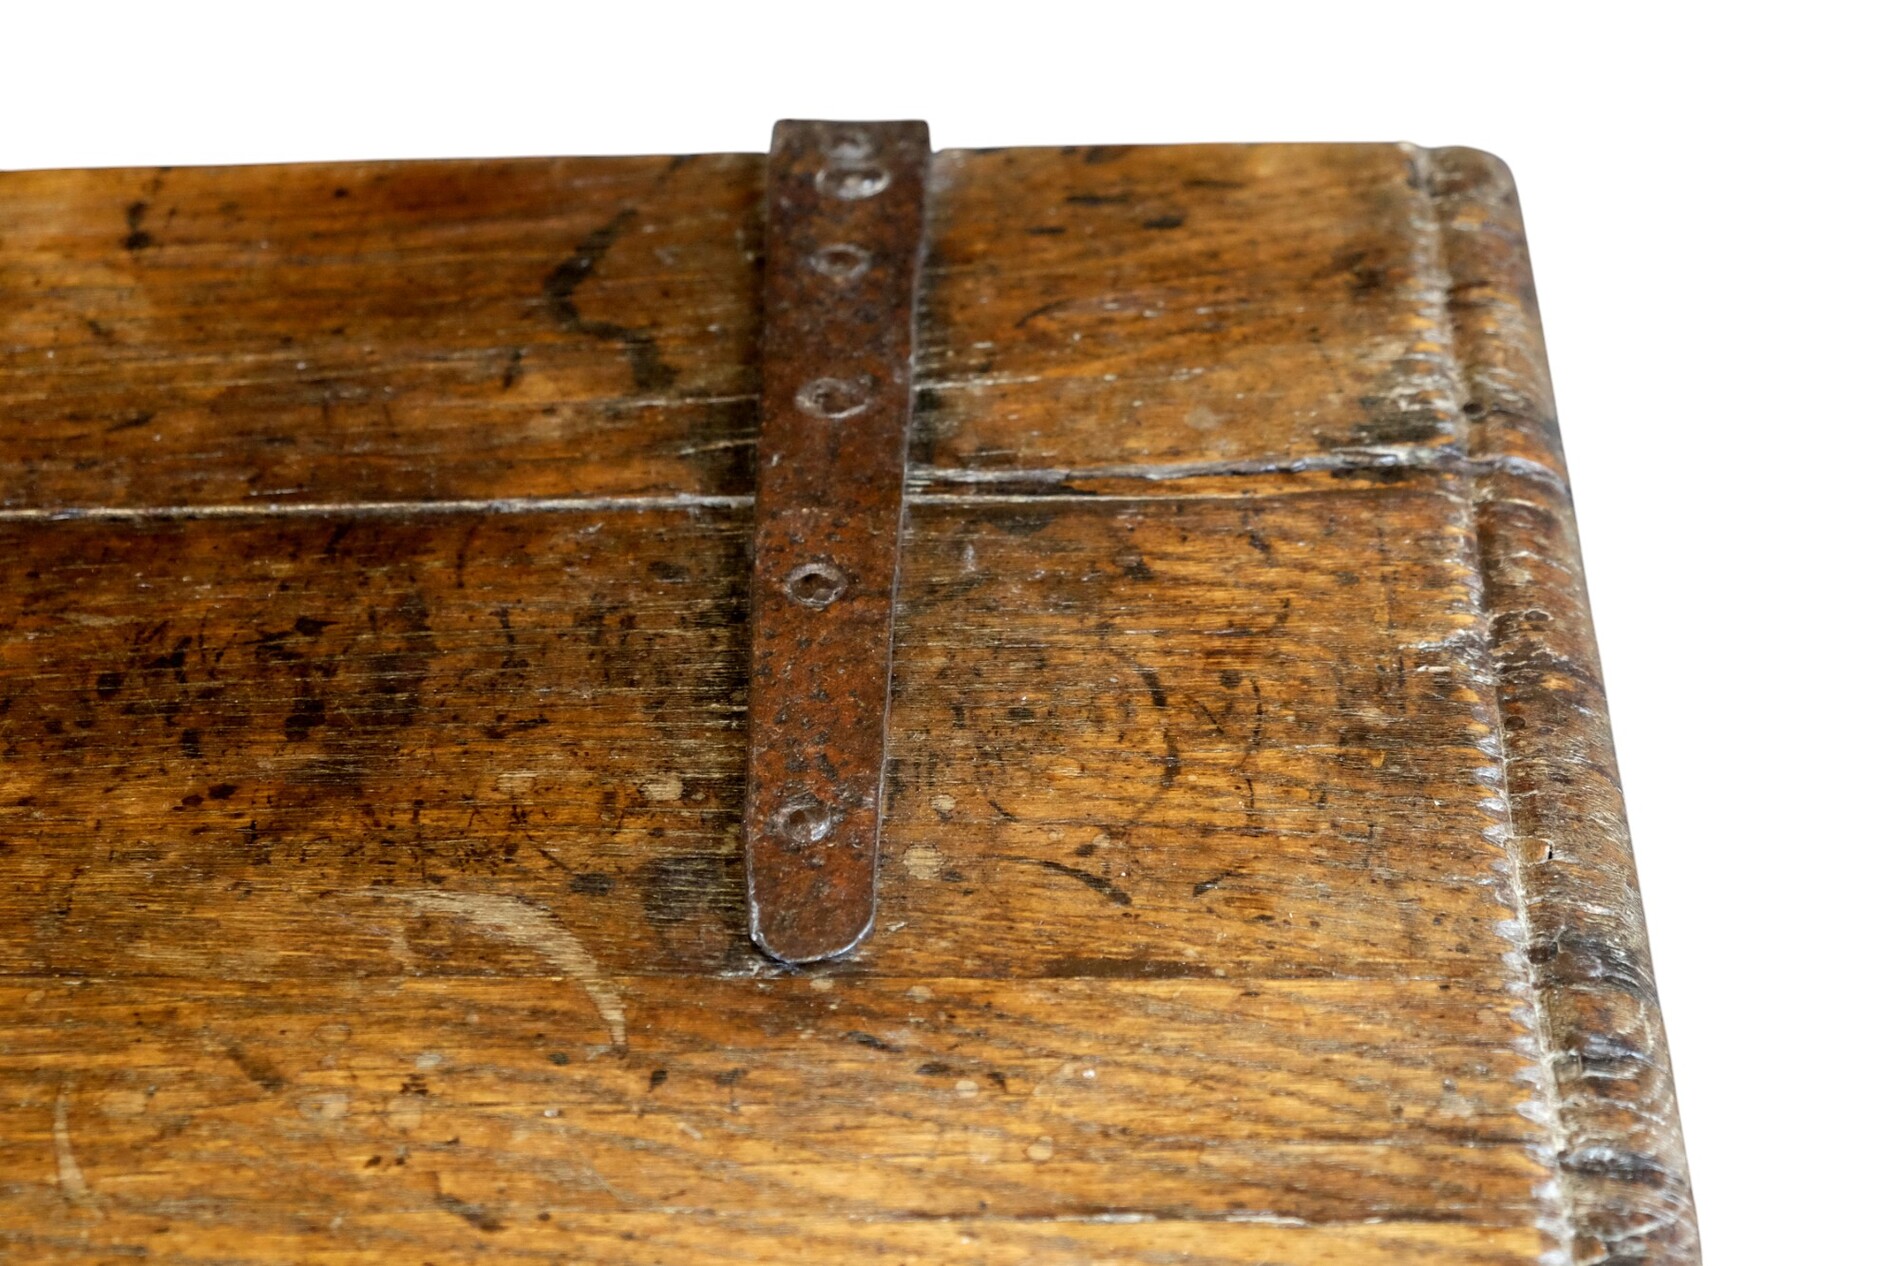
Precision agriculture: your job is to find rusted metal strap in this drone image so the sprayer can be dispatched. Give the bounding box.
[743,120,930,963]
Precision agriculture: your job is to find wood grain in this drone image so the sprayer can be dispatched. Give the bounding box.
[0,155,762,506]
[0,140,1696,1262]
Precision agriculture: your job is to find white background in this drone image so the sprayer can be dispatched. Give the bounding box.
[4,4,1891,1260]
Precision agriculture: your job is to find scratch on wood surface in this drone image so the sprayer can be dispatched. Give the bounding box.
[52,1081,92,1205]
[378,891,627,1049]
[361,919,418,975]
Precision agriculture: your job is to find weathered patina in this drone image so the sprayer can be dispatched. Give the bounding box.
[0,132,1696,1263]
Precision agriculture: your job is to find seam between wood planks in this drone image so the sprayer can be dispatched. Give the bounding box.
[0,454,1569,523]
[0,494,755,522]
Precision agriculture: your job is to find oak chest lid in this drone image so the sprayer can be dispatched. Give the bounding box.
[0,123,1697,1264]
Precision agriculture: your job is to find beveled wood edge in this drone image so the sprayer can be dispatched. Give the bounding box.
[1426,145,1700,1264]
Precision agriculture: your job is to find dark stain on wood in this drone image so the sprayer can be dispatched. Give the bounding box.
[542,207,679,392]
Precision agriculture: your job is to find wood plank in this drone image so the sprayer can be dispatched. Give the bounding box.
[917,143,1466,477]
[3,144,1492,510]
[1,481,1519,985]
[0,155,762,507]
[0,978,1542,1227]
[0,487,1547,1257]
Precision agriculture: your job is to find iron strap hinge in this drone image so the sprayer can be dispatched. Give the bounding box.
[742,119,930,963]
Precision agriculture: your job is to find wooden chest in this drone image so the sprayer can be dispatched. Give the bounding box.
[0,125,1697,1263]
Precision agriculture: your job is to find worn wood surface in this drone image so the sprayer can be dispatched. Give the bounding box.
[0,142,1696,1262]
